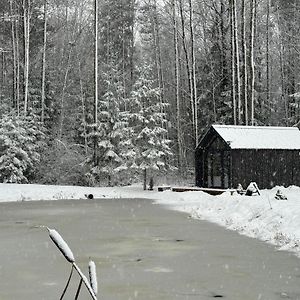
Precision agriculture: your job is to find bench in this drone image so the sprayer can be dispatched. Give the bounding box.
[171,187,236,196]
[157,186,171,192]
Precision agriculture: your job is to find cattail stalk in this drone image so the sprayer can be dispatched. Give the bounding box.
[73,262,97,300]
[60,265,74,300]
[89,260,98,295]
[46,227,97,300]
[47,228,75,263]
[74,279,83,300]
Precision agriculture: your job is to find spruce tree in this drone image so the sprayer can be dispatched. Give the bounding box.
[0,113,45,183]
[130,64,173,189]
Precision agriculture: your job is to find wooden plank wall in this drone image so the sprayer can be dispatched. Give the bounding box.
[231,149,300,189]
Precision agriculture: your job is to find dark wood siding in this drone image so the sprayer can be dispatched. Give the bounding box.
[231,149,300,189]
[195,148,203,186]
[293,151,300,185]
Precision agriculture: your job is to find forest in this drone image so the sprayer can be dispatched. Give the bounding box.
[0,0,299,187]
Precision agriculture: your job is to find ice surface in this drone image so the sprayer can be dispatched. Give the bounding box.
[1,183,300,256]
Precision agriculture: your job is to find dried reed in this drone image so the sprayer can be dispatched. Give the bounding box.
[89,260,98,295]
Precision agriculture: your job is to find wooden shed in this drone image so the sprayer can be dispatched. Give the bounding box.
[195,125,300,189]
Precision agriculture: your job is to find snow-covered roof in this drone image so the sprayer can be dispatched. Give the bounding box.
[212,125,300,149]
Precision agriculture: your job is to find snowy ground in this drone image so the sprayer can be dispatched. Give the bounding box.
[1,183,300,257]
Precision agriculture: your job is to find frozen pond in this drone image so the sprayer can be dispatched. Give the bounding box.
[0,198,300,299]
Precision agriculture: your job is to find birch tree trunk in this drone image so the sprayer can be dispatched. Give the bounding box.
[23,0,30,115]
[241,0,248,125]
[230,0,237,125]
[233,0,241,124]
[249,0,256,125]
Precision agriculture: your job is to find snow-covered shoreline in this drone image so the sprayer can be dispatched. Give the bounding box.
[155,186,300,257]
[1,183,300,257]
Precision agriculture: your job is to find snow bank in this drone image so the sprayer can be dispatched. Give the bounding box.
[154,186,300,257]
[0,183,159,202]
[1,183,300,257]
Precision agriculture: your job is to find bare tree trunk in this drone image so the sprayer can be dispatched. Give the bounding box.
[154,0,167,133]
[179,0,194,135]
[266,0,270,121]
[129,0,135,84]
[151,0,162,103]
[189,0,198,145]
[59,4,78,138]
[230,0,237,125]
[233,0,241,124]
[276,4,288,125]
[249,0,256,125]
[93,0,99,166]
[0,12,3,105]
[41,0,47,123]
[172,0,182,172]
[10,0,17,109]
[122,24,126,99]
[76,3,88,155]
[16,11,20,116]
[153,0,165,103]
[0,50,3,105]
[59,50,72,137]
[23,0,30,115]
[78,59,88,155]
[26,1,30,114]
[152,0,167,132]
[241,0,248,125]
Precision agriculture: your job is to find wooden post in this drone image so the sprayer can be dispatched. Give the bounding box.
[143,168,147,191]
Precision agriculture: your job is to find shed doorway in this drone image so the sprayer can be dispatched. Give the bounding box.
[207,151,230,189]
